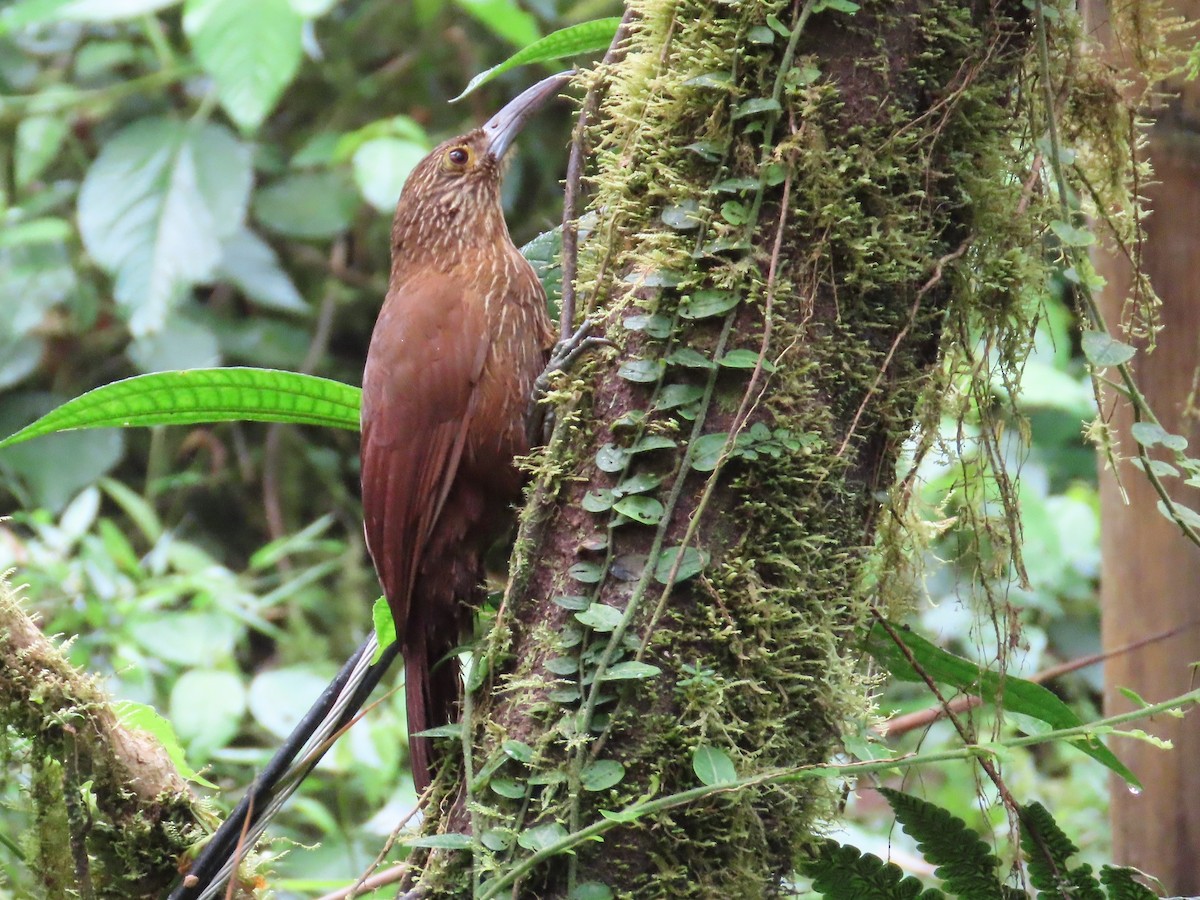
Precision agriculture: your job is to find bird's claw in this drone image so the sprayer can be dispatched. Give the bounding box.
[547,320,615,375]
[527,319,615,443]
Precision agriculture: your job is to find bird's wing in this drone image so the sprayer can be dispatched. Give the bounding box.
[360,270,490,639]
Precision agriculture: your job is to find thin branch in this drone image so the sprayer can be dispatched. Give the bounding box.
[558,7,637,340]
[876,619,1200,739]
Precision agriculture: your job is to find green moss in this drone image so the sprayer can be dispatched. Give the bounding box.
[417,1,1169,897]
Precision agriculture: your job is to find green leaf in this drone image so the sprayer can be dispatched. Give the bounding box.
[879,788,1005,899]
[247,664,333,739]
[78,118,251,335]
[454,18,620,101]
[595,444,630,472]
[516,821,569,852]
[372,595,396,659]
[814,0,860,12]
[1,0,180,32]
[713,176,759,192]
[490,778,527,799]
[575,603,624,632]
[662,199,702,230]
[631,435,677,453]
[569,561,605,584]
[580,760,625,791]
[719,349,774,370]
[502,739,533,763]
[746,24,775,43]
[683,72,733,89]
[1155,499,1200,531]
[582,488,616,512]
[552,595,591,611]
[405,833,473,849]
[599,661,661,681]
[653,546,707,584]
[618,358,665,383]
[1130,421,1188,452]
[690,432,731,471]
[692,744,736,785]
[685,140,725,161]
[545,656,579,675]
[800,839,935,899]
[127,318,221,373]
[1080,330,1135,368]
[665,347,716,369]
[184,0,304,131]
[679,289,739,320]
[864,622,1141,788]
[612,495,665,525]
[569,883,615,900]
[254,170,360,239]
[732,97,782,119]
[114,700,217,789]
[655,384,704,410]
[0,368,361,451]
[216,228,308,313]
[1049,219,1096,247]
[16,113,69,190]
[481,829,513,851]
[624,313,673,338]
[453,0,539,47]
[412,723,464,739]
[615,471,663,494]
[169,669,246,758]
[1098,865,1159,900]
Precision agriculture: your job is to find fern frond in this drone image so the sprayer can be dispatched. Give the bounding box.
[1099,865,1160,900]
[880,788,1006,899]
[801,838,946,900]
[1019,802,1104,900]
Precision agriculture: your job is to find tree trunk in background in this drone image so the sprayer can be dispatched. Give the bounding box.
[412,2,1039,897]
[1090,2,1200,892]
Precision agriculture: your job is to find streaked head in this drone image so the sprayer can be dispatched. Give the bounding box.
[392,72,572,258]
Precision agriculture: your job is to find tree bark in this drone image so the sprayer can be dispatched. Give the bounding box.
[1089,1,1200,891]
[411,2,1045,897]
[0,579,201,897]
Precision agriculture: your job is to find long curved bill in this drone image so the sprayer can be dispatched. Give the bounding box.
[482,71,574,160]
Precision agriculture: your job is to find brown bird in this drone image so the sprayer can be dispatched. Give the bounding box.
[168,76,569,900]
[360,73,567,792]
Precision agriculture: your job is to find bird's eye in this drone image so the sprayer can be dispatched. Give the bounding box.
[445,146,470,168]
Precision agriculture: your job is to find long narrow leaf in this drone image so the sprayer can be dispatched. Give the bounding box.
[0,368,361,450]
[865,622,1140,788]
[452,17,621,102]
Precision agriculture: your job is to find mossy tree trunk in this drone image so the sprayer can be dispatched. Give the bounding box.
[417,1,1041,896]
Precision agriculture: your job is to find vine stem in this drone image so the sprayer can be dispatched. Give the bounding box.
[1033,0,1200,548]
[871,612,1069,888]
[559,8,637,340]
[475,684,1200,900]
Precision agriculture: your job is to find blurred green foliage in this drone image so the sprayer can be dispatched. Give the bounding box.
[0,0,1113,894]
[0,0,599,893]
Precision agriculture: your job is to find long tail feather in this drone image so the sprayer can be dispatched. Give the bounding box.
[404,635,461,795]
[169,633,401,900]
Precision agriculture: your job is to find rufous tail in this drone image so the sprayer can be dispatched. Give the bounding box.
[404,635,461,794]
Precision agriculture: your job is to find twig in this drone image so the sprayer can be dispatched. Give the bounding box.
[558,7,637,340]
[876,620,1200,739]
[870,611,1067,886]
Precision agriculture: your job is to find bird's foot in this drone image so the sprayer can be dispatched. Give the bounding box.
[545,319,615,380]
[528,319,615,443]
